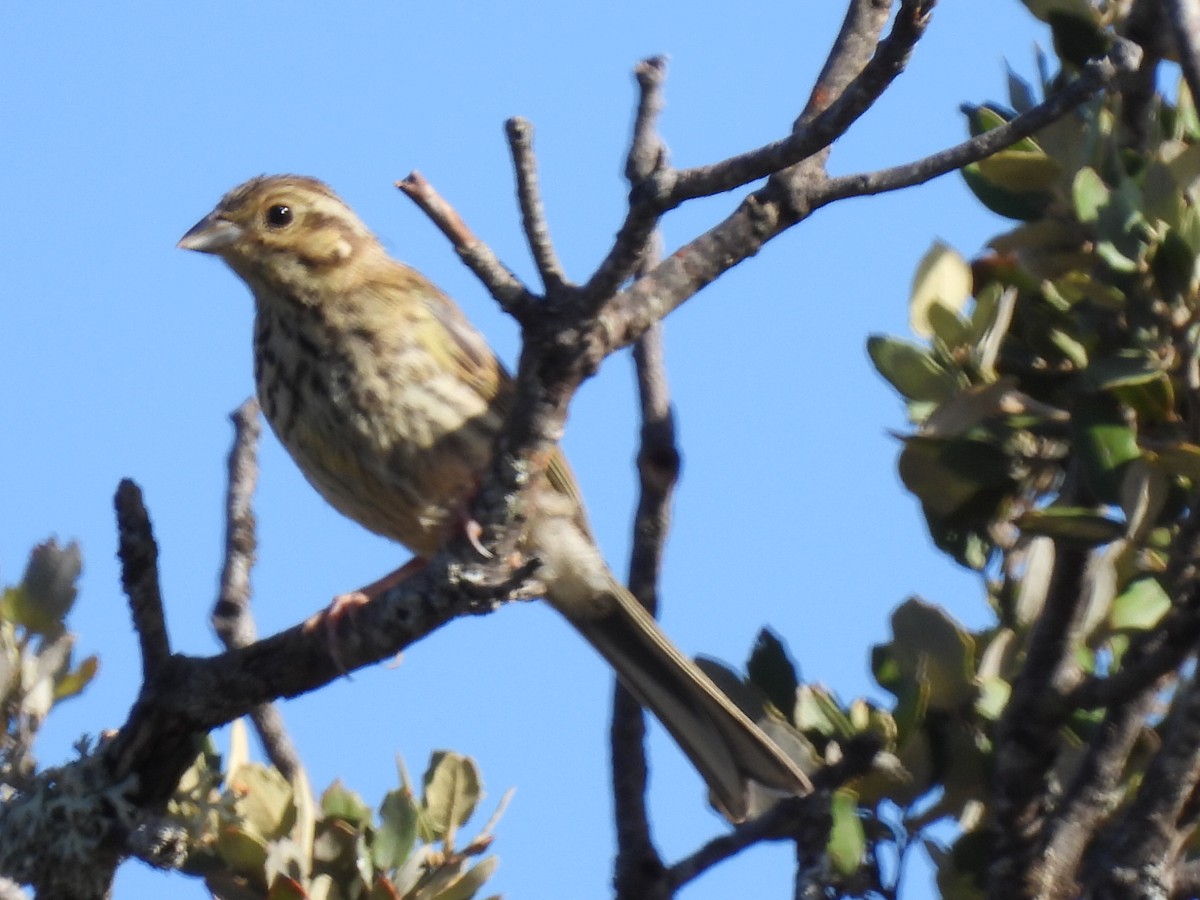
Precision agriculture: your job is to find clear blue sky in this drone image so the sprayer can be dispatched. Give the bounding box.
[2,3,1048,898]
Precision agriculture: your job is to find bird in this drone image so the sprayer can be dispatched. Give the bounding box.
[178,174,811,821]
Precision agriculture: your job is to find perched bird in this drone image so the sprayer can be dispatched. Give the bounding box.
[178,175,810,820]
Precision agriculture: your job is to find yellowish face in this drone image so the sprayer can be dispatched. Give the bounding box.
[178,176,379,291]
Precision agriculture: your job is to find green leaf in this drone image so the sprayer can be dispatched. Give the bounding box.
[321,781,372,827]
[793,684,855,739]
[1085,353,1169,392]
[421,752,482,844]
[826,789,865,877]
[867,336,963,403]
[1074,394,1141,505]
[229,764,296,842]
[53,654,98,701]
[1109,577,1171,631]
[746,629,800,717]
[3,541,83,634]
[374,788,420,872]
[216,825,270,883]
[888,598,976,713]
[976,149,1063,194]
[430,856,499,900]
[1073,167,1109,224]
[1152,227,1197,300]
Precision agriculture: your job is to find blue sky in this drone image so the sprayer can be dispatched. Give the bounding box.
[2,3,1049,898]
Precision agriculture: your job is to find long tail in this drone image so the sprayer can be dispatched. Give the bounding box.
[561,581,811,821]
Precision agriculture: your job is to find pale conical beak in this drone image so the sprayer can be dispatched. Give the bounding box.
[177,214,243,253]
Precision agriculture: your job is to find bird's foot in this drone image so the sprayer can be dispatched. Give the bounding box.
[305,557,427,672]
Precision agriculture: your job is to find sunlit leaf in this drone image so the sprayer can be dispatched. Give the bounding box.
[1109,577,1171,632]
[867,336,963,403]
[910,242,972,339]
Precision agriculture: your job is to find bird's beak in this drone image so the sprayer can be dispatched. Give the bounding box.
[177,214,243,253]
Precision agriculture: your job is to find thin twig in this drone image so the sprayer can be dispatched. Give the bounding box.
[612,233,674,900]
[671,0,933,204]
[115,479,170,681]
[506,118,567,295]
[666,735,878,891]
[213,398,261,648]
[812,39,1141,207]
[799,0,896,124]
[625,56,669,183]
[396,172,536,318]
[211,399,301,781]
[596,39,1137,358]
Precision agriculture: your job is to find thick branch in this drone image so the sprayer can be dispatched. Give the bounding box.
[1032,687,1157,899]
[106,485,533,809]
[988,545,1089,900]
[1087,670,1200,899]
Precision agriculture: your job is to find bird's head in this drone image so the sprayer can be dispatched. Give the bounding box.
[178,175,382,297]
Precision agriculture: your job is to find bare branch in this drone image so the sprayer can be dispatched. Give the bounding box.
[115,479,170,681]
[592,39,1137,361]
[396,172,537,318]
[625,56,669,183]
[988,546,1089,899]
[1086,670,1200,899]
[813,39,1141,207]
[210,398,301,781]
[799,0,896,123]
[612,233,673,900]
[213,398,261,648]
[579,57,673,307]
[506,117,567,295]
[104,524,529,809]
[667,735,878,891]
[671,0,933,204]
[1033,688,1158,899]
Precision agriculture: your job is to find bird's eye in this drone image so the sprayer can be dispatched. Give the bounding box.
[265,204,293,228]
